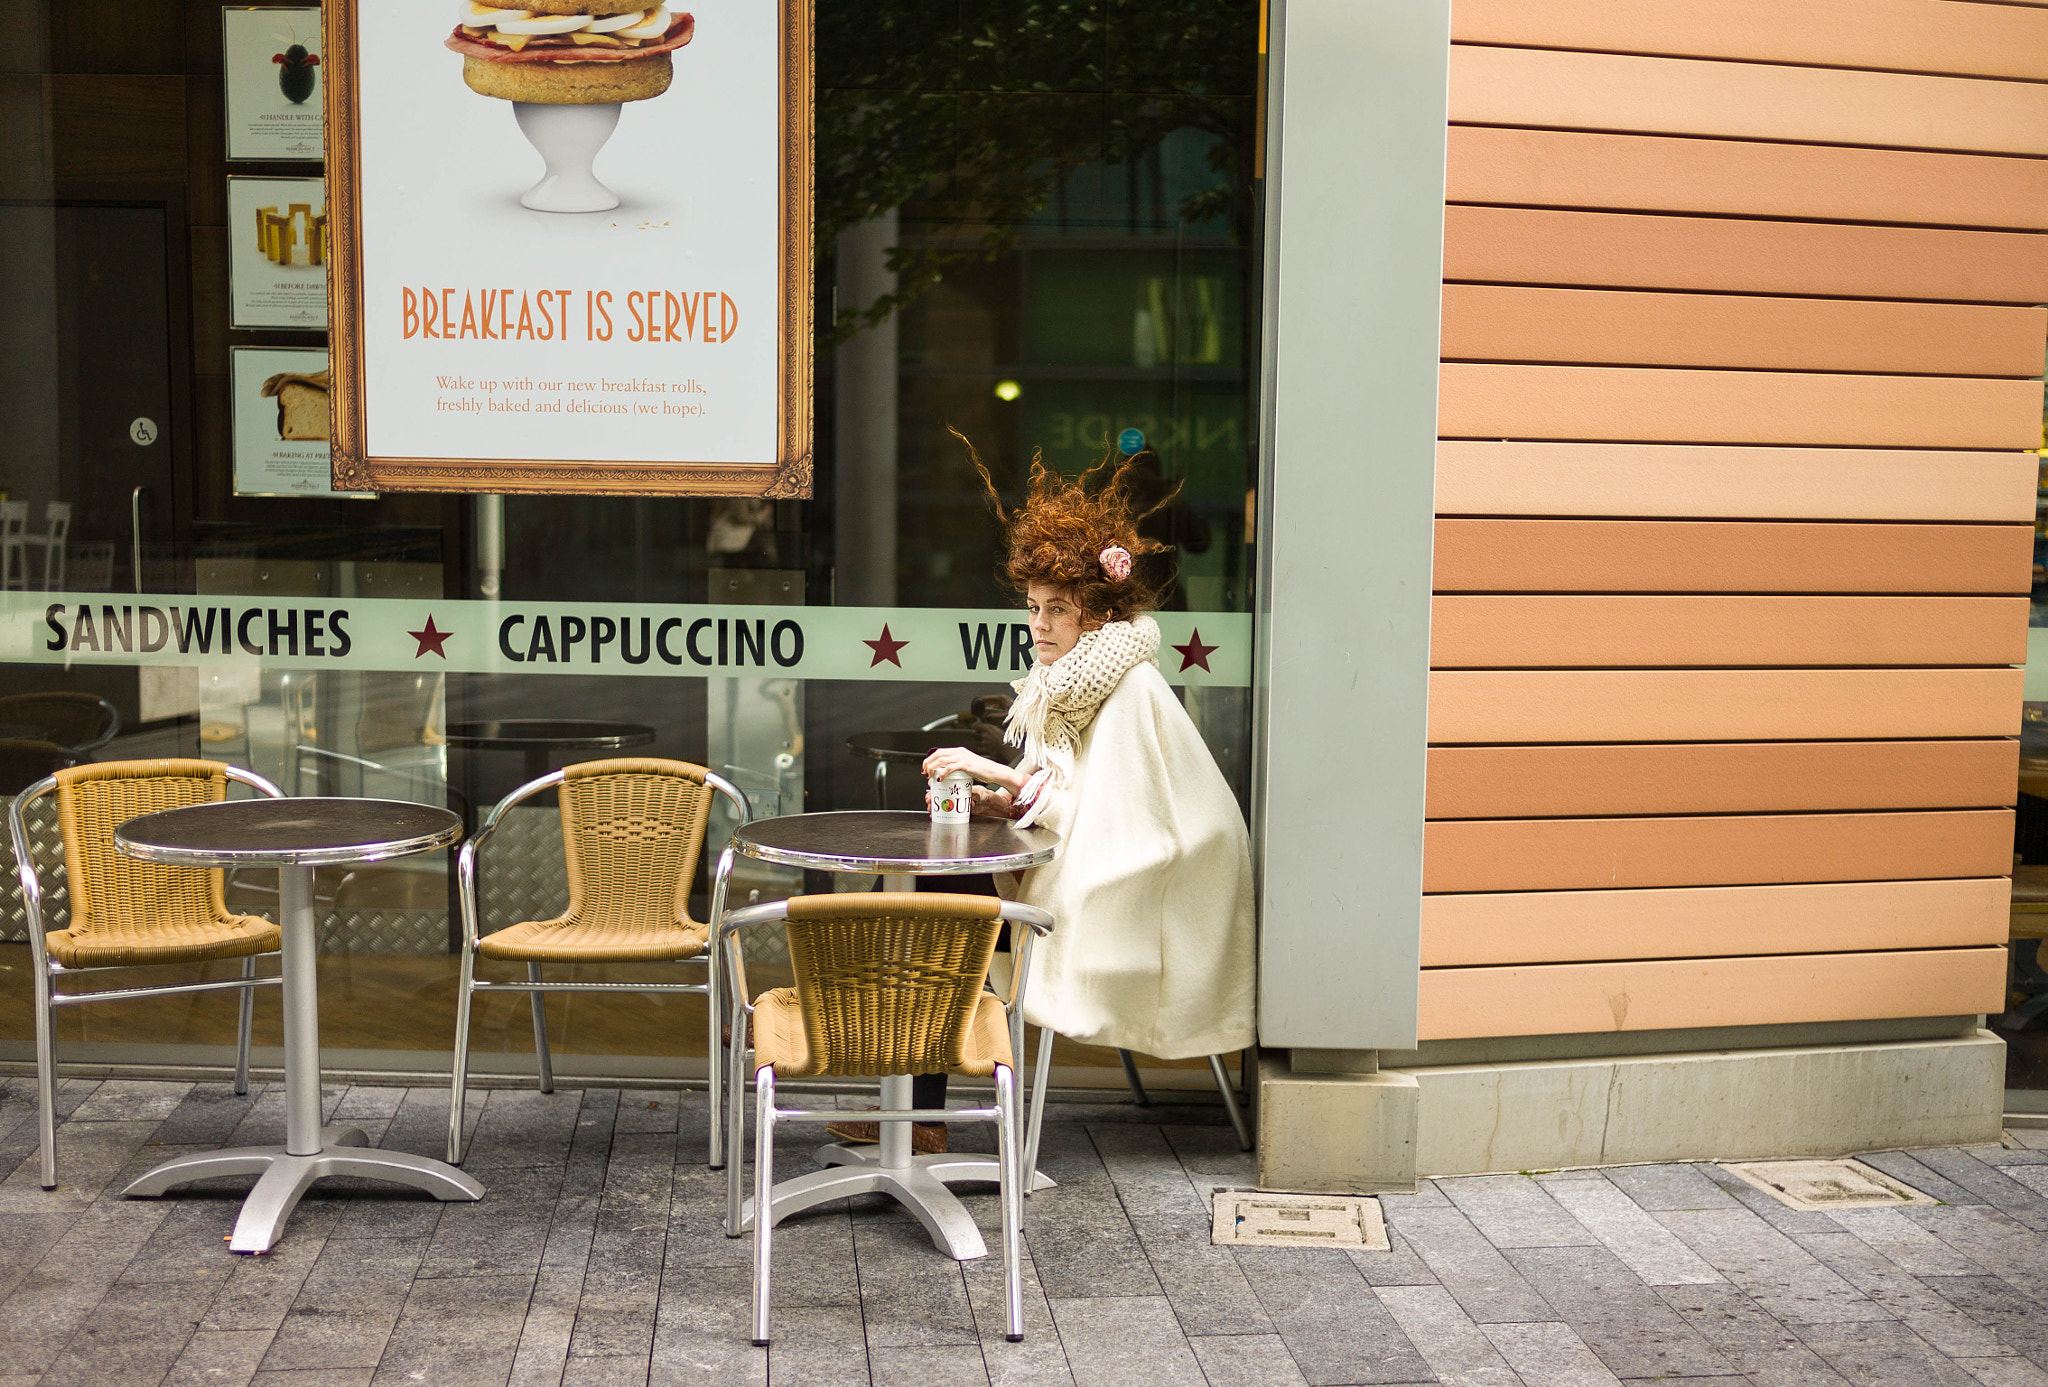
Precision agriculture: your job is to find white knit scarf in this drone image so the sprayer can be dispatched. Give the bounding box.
[1004,615,1160,793]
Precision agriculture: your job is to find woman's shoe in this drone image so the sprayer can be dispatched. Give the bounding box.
[824,1115,949,1154]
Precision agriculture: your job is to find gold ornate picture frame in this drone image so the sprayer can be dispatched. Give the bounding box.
[322,0,813,497]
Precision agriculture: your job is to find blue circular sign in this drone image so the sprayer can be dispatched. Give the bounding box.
[1118,428,1145,455]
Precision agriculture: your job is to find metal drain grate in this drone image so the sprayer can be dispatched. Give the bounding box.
[1719,1159,1935,1211]
[1211,1190,1390,1249]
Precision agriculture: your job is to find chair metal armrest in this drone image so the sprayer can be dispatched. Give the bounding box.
[704,769,752,827]
[7,777,59,969]
[456,840,484,952]
[716,895,791,1017]
[472,769,567,852]
[458,769,568,953]
[994,902,1053,1014]
[224,766,287,800]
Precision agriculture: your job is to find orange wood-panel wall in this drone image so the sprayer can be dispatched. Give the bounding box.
[1419,0,2044,1042]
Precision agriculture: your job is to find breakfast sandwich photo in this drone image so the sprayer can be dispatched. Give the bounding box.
[442,1,699,212]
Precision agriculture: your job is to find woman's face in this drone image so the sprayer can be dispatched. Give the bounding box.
[1026,583,1094,663]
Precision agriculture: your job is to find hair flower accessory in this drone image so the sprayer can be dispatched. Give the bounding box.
[1098,545,1133,582]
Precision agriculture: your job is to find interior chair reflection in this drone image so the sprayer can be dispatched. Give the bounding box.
[0,691,123,757]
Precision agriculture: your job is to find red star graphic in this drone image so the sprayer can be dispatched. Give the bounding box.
[408,614,453,659]
[863,623,908,668]
[1172,628,1218,673]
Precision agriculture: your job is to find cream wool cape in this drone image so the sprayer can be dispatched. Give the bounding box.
[1003,623,1256,1059]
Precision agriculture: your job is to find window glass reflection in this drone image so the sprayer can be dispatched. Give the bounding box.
[0,0,1263,1080]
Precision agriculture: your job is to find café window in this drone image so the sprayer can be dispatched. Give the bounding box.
[0,0,1263,1079]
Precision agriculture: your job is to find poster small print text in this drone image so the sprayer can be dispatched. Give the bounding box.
[224,8,324,161]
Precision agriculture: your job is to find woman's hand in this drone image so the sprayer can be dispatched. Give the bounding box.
[921,746,1025,794]
[970,786,1015,819]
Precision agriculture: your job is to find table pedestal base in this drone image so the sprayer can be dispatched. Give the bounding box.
[744,1149,988,1260]
[124,1125,484,1254]
[818,1143,1058,1195]
[736,1142,1055,1263]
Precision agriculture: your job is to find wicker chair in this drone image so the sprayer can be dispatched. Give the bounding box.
[7,759,285,1188]
[718,891,1054,1345]
[449,757,749,1164]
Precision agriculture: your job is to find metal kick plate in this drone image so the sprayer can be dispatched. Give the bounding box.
[1211,1190,1390,1249]
[1719,1159,1935,1211]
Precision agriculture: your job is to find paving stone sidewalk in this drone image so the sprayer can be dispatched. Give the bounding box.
[0,1076,2042,1385]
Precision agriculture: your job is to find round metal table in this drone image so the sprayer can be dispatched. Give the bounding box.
[447,718,656,782]
[846,729,1008,810]
[720,810,1058,1260]
[113,798,481,1252]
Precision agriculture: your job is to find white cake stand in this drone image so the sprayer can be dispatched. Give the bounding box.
[513,101,622,213]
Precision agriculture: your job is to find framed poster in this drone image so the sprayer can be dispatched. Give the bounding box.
[232,347,374,499]
[322,0,813,497]
[223,8,325,161]
[227,177,328,330]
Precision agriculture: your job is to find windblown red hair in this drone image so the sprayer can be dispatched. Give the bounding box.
[954,429,1177,623]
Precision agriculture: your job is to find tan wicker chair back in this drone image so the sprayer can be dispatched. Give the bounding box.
[558,758,716,933]
[782,893,1005,1078]
[53,760,234,942]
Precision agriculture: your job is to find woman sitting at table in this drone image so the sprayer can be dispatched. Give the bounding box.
[828,447,1255,1153]
[930,447,1257,1067]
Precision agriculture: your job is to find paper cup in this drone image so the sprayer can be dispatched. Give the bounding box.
[929,770,972,824]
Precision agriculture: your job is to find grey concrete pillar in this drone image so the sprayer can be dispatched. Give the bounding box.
[1250,0,1450,1189]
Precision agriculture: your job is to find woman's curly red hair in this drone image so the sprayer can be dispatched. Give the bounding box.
[954,429,1177,623]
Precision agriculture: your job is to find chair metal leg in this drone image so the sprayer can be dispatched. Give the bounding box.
[706,948,723,1169]
[726,1004,750,1236]
[1208,1054,1254,1151]
[447,943,478,1165]
[996,1064,1024,1341]
[234,955,258,1096]
[33,964,57,1190]
[1010,1009,1026,1108]
[1117,1048,1149,1106]
[1023,1027,1054,1195]
[751,1068,776,1346]
[708,843,734,1169]
[528,962,555,1094]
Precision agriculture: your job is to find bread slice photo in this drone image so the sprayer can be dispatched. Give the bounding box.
[260,369,331,441]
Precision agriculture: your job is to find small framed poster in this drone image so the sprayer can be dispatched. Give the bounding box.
[322,0,813,496]
[223,7,325,161]
[232,347,373,499]
[227,177,328,330]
